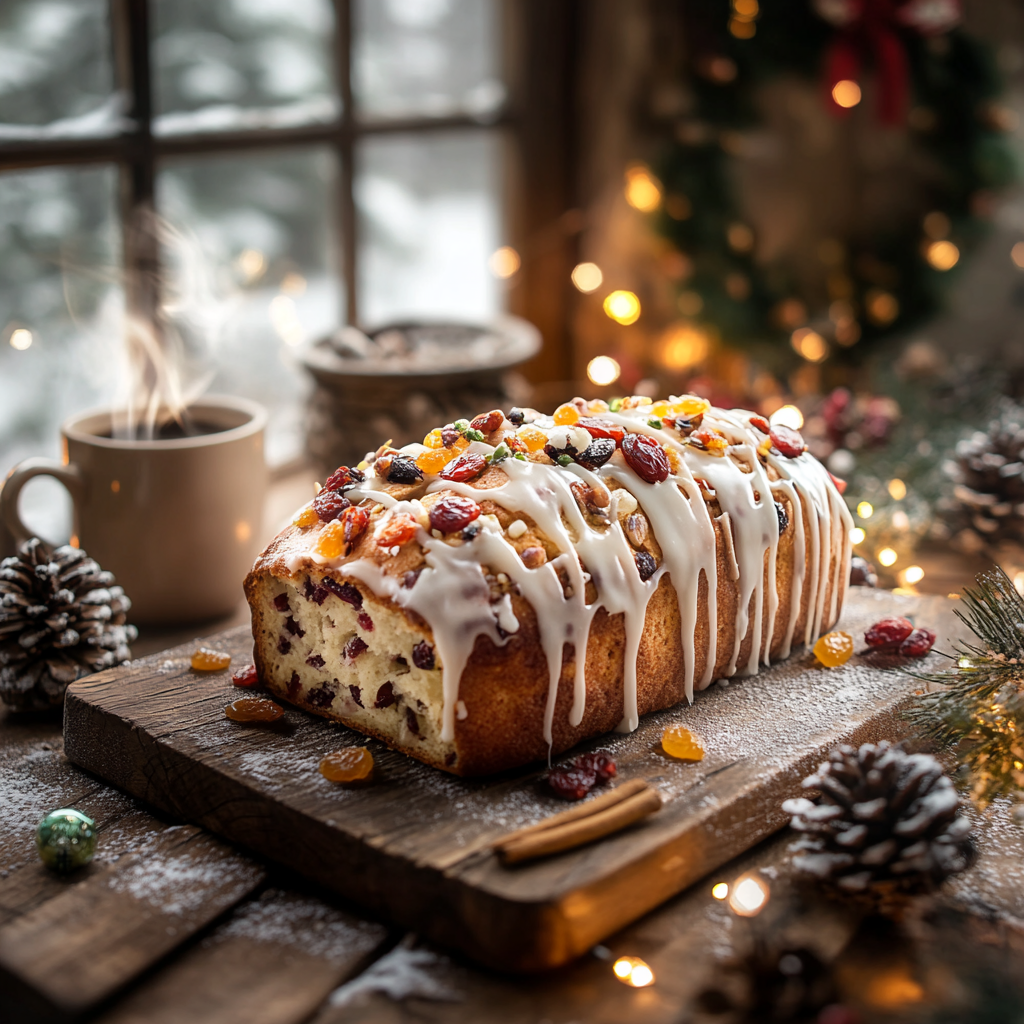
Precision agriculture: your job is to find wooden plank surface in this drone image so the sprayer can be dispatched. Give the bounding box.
[63,588,965,971]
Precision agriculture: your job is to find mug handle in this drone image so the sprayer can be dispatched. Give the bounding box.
[1,458,84,546]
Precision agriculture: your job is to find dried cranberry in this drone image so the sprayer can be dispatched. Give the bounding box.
[899,627,936,657]
[277,636,292,654]
[284,616,304,637]
[232,664,259,688]
[307,684,335,709]
[776,501,789,536]
[341,505,371,552]
[412,640,435,670]
[375,681,396,709]
[829,472,848,495]
[621,433,670,483]
[349,684,364,708]
[578,418,625,444]
[310,585,329,605]
[345,636,368,660]
[544,442,577,462]
[287,671,301,698]
[324,465,364,491]
[769,425,806,459]
[507,407,525,426]
[322,577,362,608]
[314,489,351,522]
[576,438,616,470]
[303,578,316,600]
[358,611,374,632]
[406,706,420,735]
[440,453,487,482]
[306,653,325,668]
[402,568,423,589]
[548,766,597,800]
[387,456,423,485]
[749,415,770,434]
[634,550,657,581]
[273,593,290,612]
[865,617,914,647]
[574,750,616,782]
[470,409,504,433]
[429,495,482,534]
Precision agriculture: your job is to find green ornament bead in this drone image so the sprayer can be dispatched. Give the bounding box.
[36,808,97,872]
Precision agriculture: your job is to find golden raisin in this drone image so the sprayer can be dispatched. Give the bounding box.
[225,696,284,722]
[673,396,711,418]
[651,400,671,418]
[293,505,319,528]
[320,746,374,782]
[518,425,548,452]
[192,647,232,671]
[553,402,580,425]
[661,724,704,761]
[416,447,454,475]
[423,428,444,449]
[814,630,854,667]
[313,519,346,559]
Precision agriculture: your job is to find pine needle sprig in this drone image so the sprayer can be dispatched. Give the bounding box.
[905,566,1024,805]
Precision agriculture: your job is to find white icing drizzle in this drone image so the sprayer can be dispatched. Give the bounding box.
[292,401,852,747]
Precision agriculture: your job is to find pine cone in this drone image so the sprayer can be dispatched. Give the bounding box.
[783,741,973,892]
[0,538,137,710]
[939,398,1024,553]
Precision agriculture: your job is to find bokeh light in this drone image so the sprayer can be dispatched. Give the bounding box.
[488,246,521,279]
[850,527,865,544]
[832,80,862,108]
[887,478,907,500]
[624,166,662,212]
[728,874,769,916]
[711,882,729,899]
[857,501,874,519]
[878,547,898,567]
[603,290,641,325]
[572,262,603,293]
[660,323,709,370]
[587,355,621,386]
[9,328,32,351]
[926,239,959,271]
[612,956,655,987]
[770,405,804,430]
[903,565,925,584]
[791,328,828,362]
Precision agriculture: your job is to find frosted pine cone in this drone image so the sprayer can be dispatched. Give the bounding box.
[0,539,137,710]
[783,741,973,892]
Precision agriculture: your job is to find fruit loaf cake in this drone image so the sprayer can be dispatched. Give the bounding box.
[244,395,853,776]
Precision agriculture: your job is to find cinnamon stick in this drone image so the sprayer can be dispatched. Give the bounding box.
[498,784,663,865]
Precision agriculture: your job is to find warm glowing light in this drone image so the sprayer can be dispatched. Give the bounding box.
[866,970,925,1009]
[857,502,874,519]
[733,0,759,16]
[832,80,862,108]
[925,239,959,271]
[488,246,521,279]
[612,957,655,987]
[237,248,266,282]
[791,328,828,363]
[603,290,641,325]
[711,882,729,900]
[9,328,32,350]
[110,480,120,494]
[923,211,950,239]
[587,355,621,386]
[892,509,910,531]
[572,262,603,293]
[850,527,865,545]
[728,874,769,916]
[677,290,703,316]
[887,478,907,500]
[625,166,662,212]
[866,289,899,325]
[1012,242,1024,269]
[727,222,755,253]
[660,323,709,370]
[235,520,252,543]
[729,16,755,38]
[280,271,307,295]
[1014,571,1024,596]
[770,405,804,430]
[269,295,304,347]
[878,547,898,567]
[903,565,925,584]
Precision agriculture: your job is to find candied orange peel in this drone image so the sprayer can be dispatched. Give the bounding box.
[517,425,548,452]
[416,447,454,475]
[813,630,854,667]
[661,724,704,761]
[292,505,319,528]
[320,746,374,782]
[313,519,347,560]
[192,647,231,671]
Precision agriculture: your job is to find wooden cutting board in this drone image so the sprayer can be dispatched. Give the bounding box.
[63,588,961,972]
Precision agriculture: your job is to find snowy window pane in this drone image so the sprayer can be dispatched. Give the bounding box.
[356,130,503,327]
[152,0,340,136]
[353,0,504,121]
[156,147,342,465]
[0,0,114,131]
[0,165,122,540]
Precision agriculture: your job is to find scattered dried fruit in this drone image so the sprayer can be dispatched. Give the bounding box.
[625,512,649,549]
[412,640,435,670]
[313,490,351,522]
[775,501,789,536]
[749,415,770,434]
[661,725,704,761]
[517,425,549,452]
[813,630,854,667]
[273,593,290,612]
[416,447,453,475]
[507,407,526,426]
[322,576,362,607]
[324,465,364,491]
[621,433,670,483]
[770,425,807,458]
[553,402,581,425]
[691,429,729,455]
[576,437,616,470]
[634,550,657,581]
[192,648,231,671]
[340,505,370,552]
[376,513,419,548]
[548,765,597,800]
[574,750,617,782]
[225,697,283,722]
[313,520,347,560]
[386,456,423,485]
[440,453,488,482]
[292,505,319,528]
[374,681,396,708]
[344,636,368,660]
[232,664,258,688]
[865,617,914,648]
[577,417,625,444]
[358,611,374,632]
[429,495,482,534]
[470,409,504,433]
[899,627,936,657]
[319,747,374,783]
[520,546,547,568]
[423,428,444,449]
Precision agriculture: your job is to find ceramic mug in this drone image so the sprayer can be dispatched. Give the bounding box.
[0,395,268,624]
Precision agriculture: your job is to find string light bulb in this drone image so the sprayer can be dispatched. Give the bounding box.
[832,80,862,108]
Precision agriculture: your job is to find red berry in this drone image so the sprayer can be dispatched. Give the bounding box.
[440,453,487,482]
[375,682,396,709]
[341,505,370,552]
[769,425,806,458]
[357,611,374,632]
[621,433,670,483]
[344,636,368,660]
[470,409,504,433]
[574,750,616,782]
[324,465,364,490]
[577,418,625,444]
[899,627,936,657]
[865,617,914,647]
[232,664,259,688]
[548,766,597,800]
[273,593,290,612]
[749,415,770,434]
[429,495,482,533]
[314,490,351,522]
[376,513,419,548]
[321,577,362,607]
